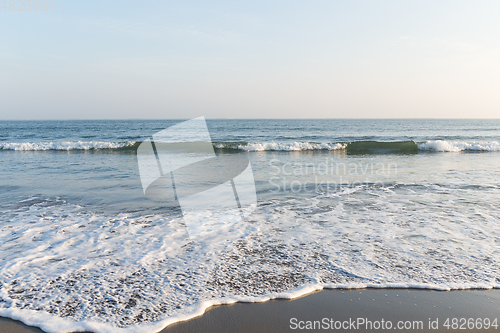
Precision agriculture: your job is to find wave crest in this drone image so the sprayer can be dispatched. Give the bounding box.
[2,140,500,153]
[418,140,500,152]
[0,141,138,151]
[220,142,346,151]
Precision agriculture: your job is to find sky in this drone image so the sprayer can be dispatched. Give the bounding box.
[1,0,500,120]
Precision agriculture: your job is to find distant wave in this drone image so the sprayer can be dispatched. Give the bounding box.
[214,141,346,151]
[418,140,500,152]
[214,140,418,153]
[214,140,420,153]
[2,140,500,153]
[216,140,500,153]
[0,141,139,151]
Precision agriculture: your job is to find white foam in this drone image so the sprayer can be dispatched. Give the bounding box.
[0,141,136,151]
[1,187,500,332]
[235,142,346,151]
[4,140,500,152]
[418,140,500,152]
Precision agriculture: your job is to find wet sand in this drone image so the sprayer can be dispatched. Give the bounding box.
[0,316,45,333]
[1,289,500,333]
[161,288,500,333]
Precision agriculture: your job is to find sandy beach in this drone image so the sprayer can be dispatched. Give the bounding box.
[161,288,500,333]
[0,316,45,333]
[2,288,499,333]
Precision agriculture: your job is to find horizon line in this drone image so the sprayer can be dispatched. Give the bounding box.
[2,117,500,121]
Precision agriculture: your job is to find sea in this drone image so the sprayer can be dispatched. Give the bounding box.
[1,119,499,332]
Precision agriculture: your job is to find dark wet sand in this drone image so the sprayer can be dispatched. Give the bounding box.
[2,289,500,333]
[0,316,45,333]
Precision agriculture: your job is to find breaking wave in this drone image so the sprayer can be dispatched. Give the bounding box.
[215,140,500,154]
[214,141,346,151]
[0,141,139,151]
[418,140,500,152]
[1,140,500,154]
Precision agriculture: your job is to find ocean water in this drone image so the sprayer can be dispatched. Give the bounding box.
[1,119,500,332]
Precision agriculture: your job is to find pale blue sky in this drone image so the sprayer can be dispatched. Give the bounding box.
[1,0,500,119]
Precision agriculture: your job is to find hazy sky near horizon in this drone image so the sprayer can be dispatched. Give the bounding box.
[1,0,500,120]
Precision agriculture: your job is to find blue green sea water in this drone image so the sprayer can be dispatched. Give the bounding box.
[1,119,500,332]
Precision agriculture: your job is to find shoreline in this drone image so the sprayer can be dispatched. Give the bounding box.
[2,287,500,333]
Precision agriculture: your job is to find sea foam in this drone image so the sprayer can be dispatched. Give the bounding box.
[1,186,500,332]
[216,141,346,151]
[2,140,500,153]
[217,140,500,153]
[0,141,137,151]
[418,140,500,152]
